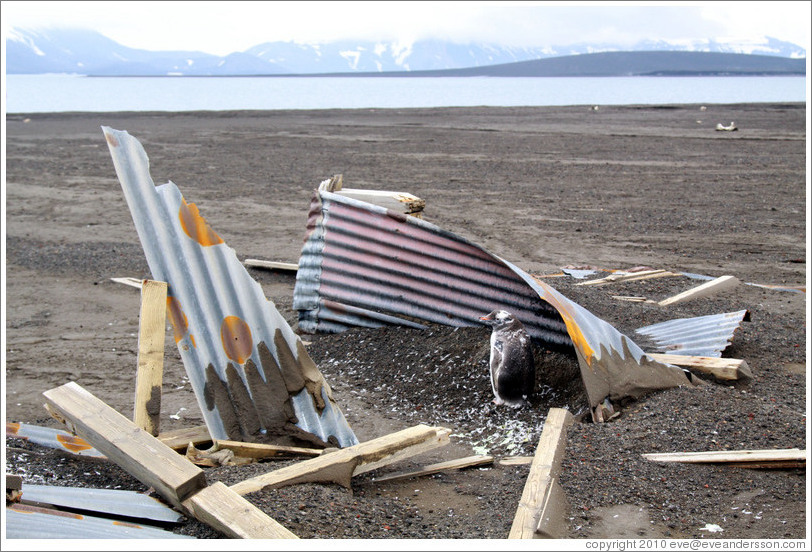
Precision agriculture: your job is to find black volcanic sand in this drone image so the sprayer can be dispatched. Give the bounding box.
[4,104,807,542]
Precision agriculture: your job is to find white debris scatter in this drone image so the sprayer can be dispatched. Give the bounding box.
[699,523,724,533]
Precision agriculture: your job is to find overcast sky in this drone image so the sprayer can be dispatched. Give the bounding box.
[2,1,810,56]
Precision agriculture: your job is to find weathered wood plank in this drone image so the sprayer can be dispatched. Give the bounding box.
[157,425,212,451]
[508,408,574,539]
[657,275,739,306]
[646,353,753,381]
[43,382,207,509]
[214,439,322,459]
[110,276,144,289]
[181,482,298,539]
[643,448,805,466]
[372,454,493,483]
[133,279,168,436]
[336,189,426,215]
[230,425,451,495]
[577,269,680,286]
[243,259,299,272]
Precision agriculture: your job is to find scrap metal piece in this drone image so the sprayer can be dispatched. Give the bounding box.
[294,191,697,414]
[635,310,750,357]
[5,505,193,539]
[20,484,183,524]
[102,127,357,448]
[6,421,105,458]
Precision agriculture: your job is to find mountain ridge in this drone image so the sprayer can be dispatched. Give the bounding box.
[5,27,807,77]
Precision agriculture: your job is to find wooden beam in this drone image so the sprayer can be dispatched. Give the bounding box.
[43,382,207,509]
[577,269,680,286]
[643,448,805,469]
[336,189,425,215]
[646,353,753,381]
[372,454,493,483]
[214,439,322,459]
[499,456,534,466]
[657,275,739,306]
[110,276,143,289]
[157,425,212,451]
[243,259,299,272]
[230,425,451,495]
[509,408,574,539]
[182,482,298,539]
[133,279,168,436]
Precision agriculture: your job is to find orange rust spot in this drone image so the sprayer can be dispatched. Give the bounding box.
[104,132,119,147]
[113,520,142,528]
[166,296,189,344]
[56,433,94,453]
[6,421,21,435]
[221,315,253,364]
[534,279,596,364]
[178,198,223,247]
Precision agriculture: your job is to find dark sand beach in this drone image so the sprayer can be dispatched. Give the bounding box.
[4,104,807,540]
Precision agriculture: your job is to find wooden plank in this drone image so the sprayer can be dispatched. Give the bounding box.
[182,482,298,539]
[336,189,426,214]
[577,269,680,286]
[535,479,570,539]
[508,408,574,539]
[643,448,805,465]
[110,276,143,289]
[214,439,322,459]
[657,275,739,306]
[43,382,207,509]
[230,425,451,495]
[243,259,299,272]
[157,425,212,451]
[646,353,753,381]
[133,280,168,436]
[373,455,493,483]
[499,456,534,466]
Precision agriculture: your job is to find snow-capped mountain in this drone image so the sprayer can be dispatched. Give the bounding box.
[5,27,806,76]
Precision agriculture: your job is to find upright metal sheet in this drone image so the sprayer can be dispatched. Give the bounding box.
[103,127,357,448]
[294,191,697,412]
[634,310,750,357]
[21,484,183,524]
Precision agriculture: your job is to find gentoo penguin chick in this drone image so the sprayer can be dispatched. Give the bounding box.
[479,309,535,408]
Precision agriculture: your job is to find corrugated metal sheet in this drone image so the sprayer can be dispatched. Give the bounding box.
[294,191,697,414]
[6,422,105,458]
[103,127,357,448]
[20,484,183,524]
[5,505,193,539]
[635,310,751,357]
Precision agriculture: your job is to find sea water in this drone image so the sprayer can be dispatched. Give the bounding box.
[4,74,806,113]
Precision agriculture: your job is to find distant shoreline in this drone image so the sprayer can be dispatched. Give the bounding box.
[76,71,806,78]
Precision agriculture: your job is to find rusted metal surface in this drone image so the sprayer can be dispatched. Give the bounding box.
[20,484,183,524]
[6,422,105,458]
[103,127,357,448]
[634,310,751,357]
[6,504,193,539]
[294,191,697,414]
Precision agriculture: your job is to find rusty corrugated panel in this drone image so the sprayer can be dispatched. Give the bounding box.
[6,422,105,458]
[294,191,697,414]
[5,505,193,539]
[20,484,183,524]
[295,191,573,348]
[634,310,751,357]
[102,127,357,448]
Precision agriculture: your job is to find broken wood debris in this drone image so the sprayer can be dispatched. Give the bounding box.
[6,473,23,503]
[646,353,753,381]
[214,439,323,460]
[110,276,145,289]
[243,259,299,271]
[44,382,208,510]
[230,425,451,495]
[509,408,574,539]
[42,381,300,538]
[318,173,425,216]
[658,275,739,306]
[156,424,212,451]
[133,279,167,436]
[577,268,681,286]
[643,448,805,469]
[372,454,493,483]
